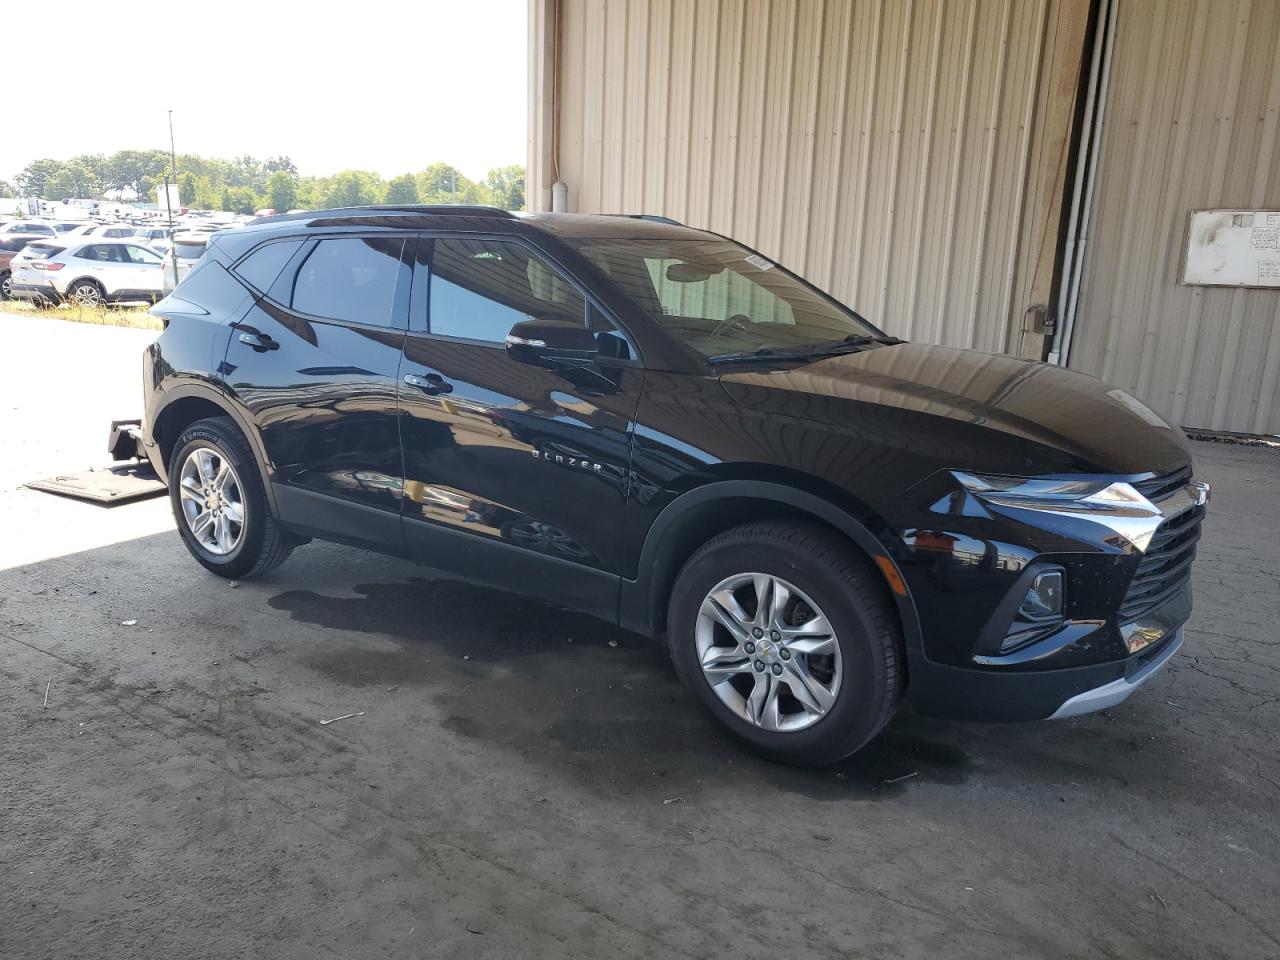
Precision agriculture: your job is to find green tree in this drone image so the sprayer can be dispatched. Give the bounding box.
[15,159,64,197]
[193,176,221,210]
[416,163,479,204]
[227,155,266,193]
[178,172,198,207]
[46,161,101,200]
[385,173,420,204]
[481,164,526,210]
[0,179,14,198]
[221,187,260,214]
[295,177,320,210]
[268,171,299,212]
[324,170,384,207]
[264,155,298,177]
[101,149,169,195]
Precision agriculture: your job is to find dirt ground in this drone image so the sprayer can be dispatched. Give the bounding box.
[2,313,1277,959]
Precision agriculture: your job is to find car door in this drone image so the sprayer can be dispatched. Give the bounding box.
[398,234,644,618]
[220,233,414,552]
[70,242,118,289]
[121,243,165,297]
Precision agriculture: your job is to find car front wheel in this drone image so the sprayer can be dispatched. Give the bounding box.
[169,416,299,579]
[668,520,903,765]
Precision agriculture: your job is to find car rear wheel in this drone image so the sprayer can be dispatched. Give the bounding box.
[668,520,903,766]
[169,416,299,579]
[0,270,11,300]
[68,279,105,306]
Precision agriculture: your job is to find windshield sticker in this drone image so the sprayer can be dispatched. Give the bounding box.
[744,254,774,271]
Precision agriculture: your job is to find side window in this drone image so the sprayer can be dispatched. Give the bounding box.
[288,237,405,327]
[235,239,302,292]
[429,238,590,343]
[124,245,162,264]
[76,244,108,261]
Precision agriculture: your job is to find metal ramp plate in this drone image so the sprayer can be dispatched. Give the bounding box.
[25,463,166,505]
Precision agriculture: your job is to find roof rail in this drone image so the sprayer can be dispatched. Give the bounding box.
[608,213,684,226]
[249,204,514,226]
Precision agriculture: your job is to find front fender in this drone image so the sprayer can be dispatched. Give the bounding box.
[618,478,922,653]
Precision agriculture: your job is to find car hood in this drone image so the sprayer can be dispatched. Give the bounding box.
[717,342,1192,477]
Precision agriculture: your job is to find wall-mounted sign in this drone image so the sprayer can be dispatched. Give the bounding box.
[1182,209,1280,288]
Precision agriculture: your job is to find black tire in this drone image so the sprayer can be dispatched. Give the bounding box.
[168,416,299,579]
[67,278,105,306]
[667,520,903,766]
[0,270,11,301]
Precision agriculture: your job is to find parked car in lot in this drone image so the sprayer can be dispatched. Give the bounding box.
[81,223,142,239]
[162,233,209,294]
[132,225,172,247]
[1,232,61,299]
[8,238,165,305]
[138,205,1208,764]
[0,219,56,238]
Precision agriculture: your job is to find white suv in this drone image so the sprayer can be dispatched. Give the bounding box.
[8,238,166,305]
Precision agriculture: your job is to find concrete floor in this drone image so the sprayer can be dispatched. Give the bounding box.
[1,313,1277,960]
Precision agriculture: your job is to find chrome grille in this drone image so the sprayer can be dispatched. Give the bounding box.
[1118,499,1203,622]
[1132,465,1192,504]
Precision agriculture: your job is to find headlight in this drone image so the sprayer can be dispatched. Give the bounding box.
[953,471,1160,552]
[956,472,1118,503]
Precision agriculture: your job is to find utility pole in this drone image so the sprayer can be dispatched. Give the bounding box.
[167,109,180,286]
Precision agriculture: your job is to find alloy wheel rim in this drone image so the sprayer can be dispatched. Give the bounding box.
[73,284,102,305]
[1,275,10,298]
[178,447,246,556]
[695,573,842,732]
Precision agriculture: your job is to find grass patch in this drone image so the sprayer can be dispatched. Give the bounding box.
[0,299,162,330]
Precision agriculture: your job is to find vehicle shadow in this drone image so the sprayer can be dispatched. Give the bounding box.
[2,528,1224,810]
[268,571,980,801]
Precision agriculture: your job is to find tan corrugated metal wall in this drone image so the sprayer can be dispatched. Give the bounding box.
[1068,0,1280,435]
[529,0,1089,357]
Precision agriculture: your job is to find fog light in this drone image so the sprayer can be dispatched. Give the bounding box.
[1019,570,1063,621]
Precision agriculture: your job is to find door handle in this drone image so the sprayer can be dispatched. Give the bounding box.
[403,373,453,395]
[238,332,278,351]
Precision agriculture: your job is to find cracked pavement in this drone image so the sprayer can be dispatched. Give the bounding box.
[1,314,1277,959]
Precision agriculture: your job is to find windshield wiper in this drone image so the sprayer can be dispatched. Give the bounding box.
[706,334,903,365]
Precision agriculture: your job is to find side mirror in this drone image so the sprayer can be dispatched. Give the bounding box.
[505,318,599,368]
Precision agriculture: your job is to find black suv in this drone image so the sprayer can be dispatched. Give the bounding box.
[140,206,1208,764]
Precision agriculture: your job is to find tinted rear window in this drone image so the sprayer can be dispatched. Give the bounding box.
[28,243,66,258]
[288,237,405,327]
[0,236,29,252]
[234,239,301,291]
[174,242,208,260]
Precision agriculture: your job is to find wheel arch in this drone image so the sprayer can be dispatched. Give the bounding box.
[151,385,277,513]
[65,275,105,295]
[619,480,922,654]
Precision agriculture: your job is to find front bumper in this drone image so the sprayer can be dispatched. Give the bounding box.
[1048,628,1183,718]
[906,623,1185,722]
[890,468,1205,723]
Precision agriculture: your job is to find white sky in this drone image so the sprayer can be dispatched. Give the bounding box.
[1,0,528,183]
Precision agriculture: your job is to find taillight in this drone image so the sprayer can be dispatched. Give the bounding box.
[32,261,64,271]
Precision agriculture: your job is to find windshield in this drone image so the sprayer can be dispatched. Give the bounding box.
[565,238,881,359]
